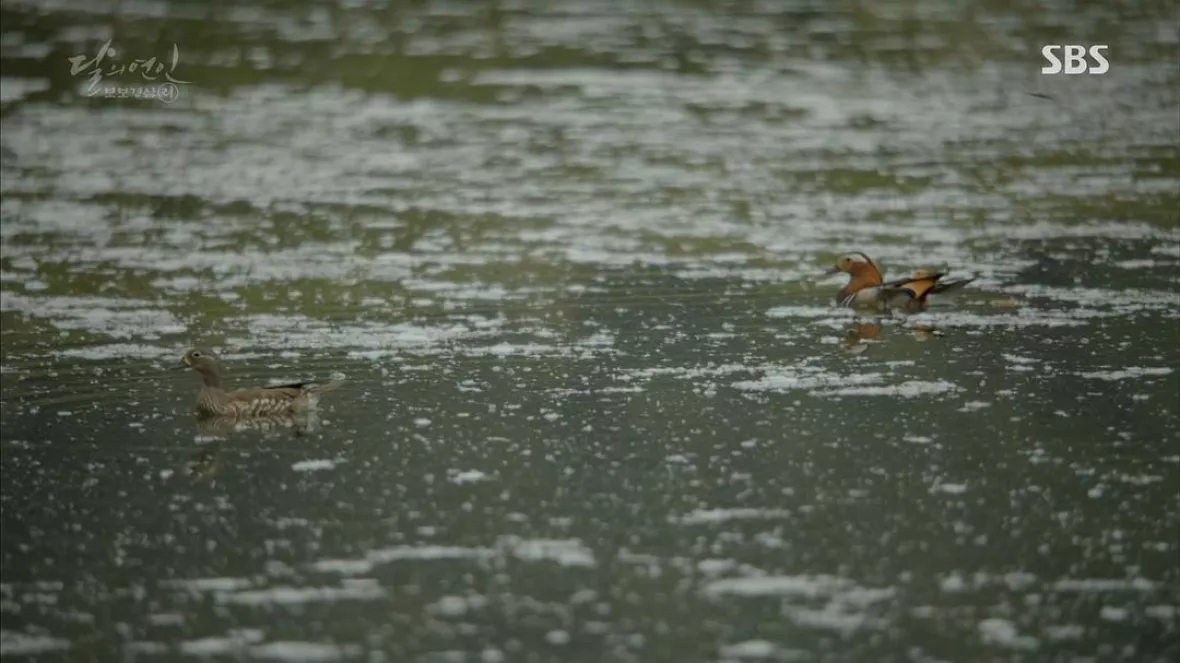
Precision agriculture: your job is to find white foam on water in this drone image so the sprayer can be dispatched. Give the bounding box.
[449,469,489,484]
[766,305,850,319]
[1002,283,1179,314]
[703,574,852,599]
[249,641,363,662]
[1099,606,1129,622]
[732,371,885,393]
[1113,473,1163,486]
[784,605,872,635]
[631,363,763,380]
[698,559,738,575]
[1145,605,1176,621]
[544,630,570,646]
[125,642,169,655]
[905,310,1088,329]
[818,379,959,398]
[704,572,895,636]
[978,618,1039,651]
[178,629,265,656]
[502,537,596,568]
[57,344,178,360]
[1078,367,1173,381]
[1052,578,1156,592]
[163,577,253,593]
[0,293,186,339]
[310,559,374,575]
[0,631,70,656]
[549,385,645,396]
[364,545,496,564]
[292,459,337,472]
[217,585,386,606]
[1113,259,1161,269]
[0,77,50,103]
[718,639,776,660]
[674,507,792,525]
[428,595,489,618]
[1043,624,1085,641]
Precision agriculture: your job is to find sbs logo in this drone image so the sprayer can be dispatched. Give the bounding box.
[1041,45,1109,75]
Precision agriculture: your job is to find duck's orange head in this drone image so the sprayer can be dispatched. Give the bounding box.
[823,252,883,286]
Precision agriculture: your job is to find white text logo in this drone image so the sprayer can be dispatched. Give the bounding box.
[1041,45,1109,75]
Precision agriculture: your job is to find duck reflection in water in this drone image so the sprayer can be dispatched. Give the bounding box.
[186,443,222,482]
[195,411,322,438]
[842,319,883,352]
[184,412,323,482]
[840,318,942,352]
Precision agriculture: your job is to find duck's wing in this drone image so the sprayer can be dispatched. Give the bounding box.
[232,378,344,399]
[225,385,304,406]
[878,273,946,301]
[929,277,976,295]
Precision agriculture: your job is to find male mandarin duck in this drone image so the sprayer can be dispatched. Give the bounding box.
[823,252,975,312]
[178,348,344,417]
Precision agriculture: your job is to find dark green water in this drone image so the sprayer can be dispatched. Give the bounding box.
[1,1,1178,661]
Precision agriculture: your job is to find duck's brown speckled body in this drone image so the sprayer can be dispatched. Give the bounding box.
[180,348,343,417]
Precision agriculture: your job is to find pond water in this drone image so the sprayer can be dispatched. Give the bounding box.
[1,0,1178,661]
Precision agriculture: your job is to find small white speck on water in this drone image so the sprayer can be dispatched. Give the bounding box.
[292,459,336,472]
[719,640,779,660]
[978,618,1039,650]
[1100,606,1129,622]
[941,574,967,592]
[544,630,570,645]
[449,470,488,485]
[414,418,432,427]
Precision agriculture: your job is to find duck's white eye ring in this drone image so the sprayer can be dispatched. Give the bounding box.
[192,351,202,358]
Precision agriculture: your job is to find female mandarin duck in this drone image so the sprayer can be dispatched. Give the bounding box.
[824,252,974,312]
[179,348,344,417]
